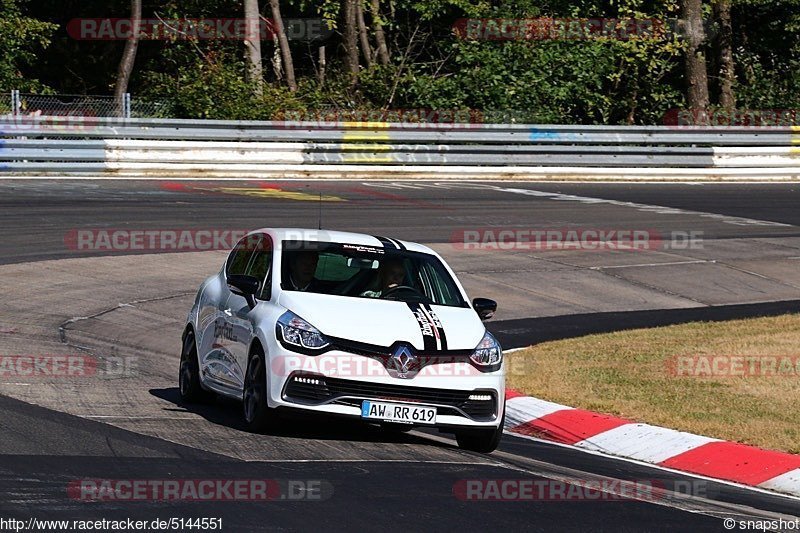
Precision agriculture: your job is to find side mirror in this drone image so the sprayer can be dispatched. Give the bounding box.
[472,298,497,321]
[228,274,260,309]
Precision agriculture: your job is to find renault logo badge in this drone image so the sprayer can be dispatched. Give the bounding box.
[389,344,417,378]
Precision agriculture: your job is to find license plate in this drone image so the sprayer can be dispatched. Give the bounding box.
[361,400,437,425]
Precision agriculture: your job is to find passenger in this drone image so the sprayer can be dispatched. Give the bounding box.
[286,251,320,292]
[361,259,406,298]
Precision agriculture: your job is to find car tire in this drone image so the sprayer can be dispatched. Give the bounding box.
[455,412,504,453]
[179,331,215,404]
[243,346,278,433]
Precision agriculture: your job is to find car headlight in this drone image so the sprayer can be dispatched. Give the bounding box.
[470,330,502,368]
[277,311,330,351]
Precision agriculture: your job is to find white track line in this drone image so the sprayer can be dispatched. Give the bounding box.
[589,260,712,270]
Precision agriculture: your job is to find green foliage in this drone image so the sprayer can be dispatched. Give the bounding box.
[4,0,800,124]
[141,51,306,120]
[359,0,685,123]
[735,54,800,109]
[0,0,58,92]
[730,0,800,110]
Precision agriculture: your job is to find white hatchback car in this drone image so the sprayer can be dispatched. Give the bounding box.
[180,229,505,452]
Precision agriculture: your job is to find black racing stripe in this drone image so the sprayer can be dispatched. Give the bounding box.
[407,302,437,351]
[373,235,398,249]
[389,237,406,250]
[422,303,448,351]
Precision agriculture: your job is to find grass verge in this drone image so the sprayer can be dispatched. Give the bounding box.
[506,313,800,453]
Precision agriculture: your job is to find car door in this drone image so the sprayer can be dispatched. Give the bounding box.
[223,233,274,391]
[199,236,258,392]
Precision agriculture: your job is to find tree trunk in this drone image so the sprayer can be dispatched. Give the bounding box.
[271,33,282,82]
[371,0,390,65]
[627,90,638,125]
[268,0,297,91]
[681,0,710,124]
[113,0,142,118]
[343,0,360,86]
[356,0,373,67]
[318,45,327,85]
[714,0,735,113]
[244,0,263,96]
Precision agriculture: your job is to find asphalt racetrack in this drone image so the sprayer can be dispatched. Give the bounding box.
[0,180,799,531]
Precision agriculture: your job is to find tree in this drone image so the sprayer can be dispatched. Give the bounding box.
[681,0,710,123]
[113,0,142,117]
[370,0,390,66]
[343,0,360,85]
[317,45,327,85]
[713,0,735,112]
[357,0,373,68]
[268,0,297,91]
[244,0,264,96]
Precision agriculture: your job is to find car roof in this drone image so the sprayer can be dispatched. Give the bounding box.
[249,228,435,255]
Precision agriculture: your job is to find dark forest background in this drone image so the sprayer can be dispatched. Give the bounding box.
[2,0,799,124]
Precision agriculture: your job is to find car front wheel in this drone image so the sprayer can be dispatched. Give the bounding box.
[455,412,504,453]
[179,330,215,403]
[243,346,278,433]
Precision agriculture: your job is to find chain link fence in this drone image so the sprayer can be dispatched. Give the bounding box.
[7,90,170,119]
[3,90,556,124]
[3,90,562,124]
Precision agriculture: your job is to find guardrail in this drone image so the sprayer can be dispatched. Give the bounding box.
[1,115,799,179]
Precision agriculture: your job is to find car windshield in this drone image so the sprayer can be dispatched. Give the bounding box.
[280,240,467,307]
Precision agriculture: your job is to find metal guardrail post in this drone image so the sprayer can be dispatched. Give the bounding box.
[124,93,131,119]
[11,90,21,116]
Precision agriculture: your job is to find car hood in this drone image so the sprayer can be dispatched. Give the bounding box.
[277,291,485,351]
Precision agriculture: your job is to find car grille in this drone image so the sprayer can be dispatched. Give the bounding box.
[283,373,497,421]
[329,337,474,369]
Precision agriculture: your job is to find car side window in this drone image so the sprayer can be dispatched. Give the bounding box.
[419,260,463,306]
[245,235,273,300]
[226,237,256,277]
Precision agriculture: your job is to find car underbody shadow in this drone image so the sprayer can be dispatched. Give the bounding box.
[149,387,434,445]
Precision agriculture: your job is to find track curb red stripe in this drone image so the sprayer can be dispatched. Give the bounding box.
[659,442,800,486]
[510,409,631,445]
[503,389,800,498]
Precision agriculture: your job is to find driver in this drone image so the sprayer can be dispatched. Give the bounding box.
[286,251,320,292]
[360,259,405,298]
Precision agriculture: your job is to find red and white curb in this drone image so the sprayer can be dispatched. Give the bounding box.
[503,389,800,498]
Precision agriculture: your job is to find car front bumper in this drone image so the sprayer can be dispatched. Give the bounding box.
[266,348,505,429]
